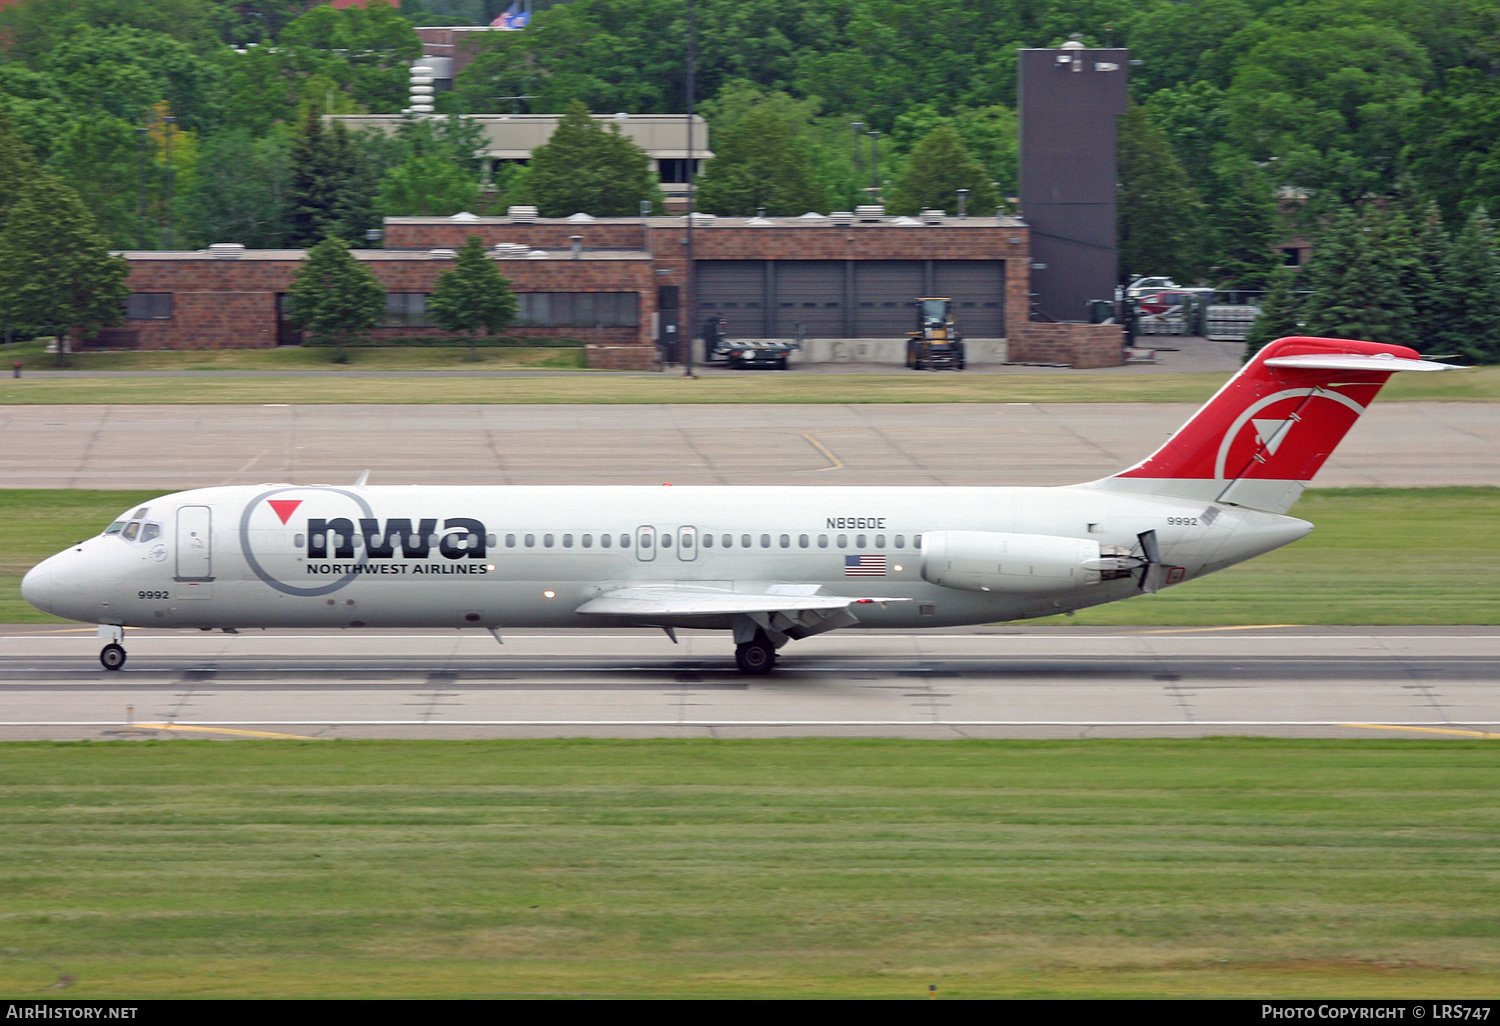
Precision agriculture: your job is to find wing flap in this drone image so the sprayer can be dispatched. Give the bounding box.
[576,587,908,617]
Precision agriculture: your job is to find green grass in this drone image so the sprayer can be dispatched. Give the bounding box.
[0,362,1495,405]
[0,340,588,373]
[3,488,1496,625]
[0,738,1496,998]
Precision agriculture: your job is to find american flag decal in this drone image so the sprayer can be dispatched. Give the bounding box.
[844,554,887,576]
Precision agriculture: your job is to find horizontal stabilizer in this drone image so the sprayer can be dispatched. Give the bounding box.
[1263,354,1462,372]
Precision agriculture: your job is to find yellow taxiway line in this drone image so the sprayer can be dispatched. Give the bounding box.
[133,723,324,740]
[801,434,845,471]
[1344,723,1500,739]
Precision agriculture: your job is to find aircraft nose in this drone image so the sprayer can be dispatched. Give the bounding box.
[21,562,53,615]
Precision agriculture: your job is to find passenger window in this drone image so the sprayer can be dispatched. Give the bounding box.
[294,534,305,547]
[780,535,790,548]
[122,522,140,541]
[506,534,516,548]
[741,534,751,548]
[799,534,809,548]
[662,534,673,548]
[544,534,554,547]
[914,534,922,548]
[876,534,885,547]
[486,534,496,547]
[141,523,161,543]
[601,534,611,548]
[856,534,866,549]
[702,534,713,548]
[722,534,731,548]
[621,534,631,548]
[895,535,905,548]
[837,535,847,548]
[525,534,535,548]
[818,535,828,548]
[760,534,770,548]
[582,534,592,548]
[562,534,573,548]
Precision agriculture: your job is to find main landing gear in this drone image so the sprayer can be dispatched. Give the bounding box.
[97,625,126,671]
[735,636,777,675]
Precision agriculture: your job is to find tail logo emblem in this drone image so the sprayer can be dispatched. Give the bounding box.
[1251,418,1292,455]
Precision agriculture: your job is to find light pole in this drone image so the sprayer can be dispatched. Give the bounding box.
[850,121,864,178]
[868,130,880,201]
[682,0,697,378]
[957,187,970,219]
[136,127,148,249]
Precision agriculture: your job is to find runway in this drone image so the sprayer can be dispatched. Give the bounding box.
[2,401,1495,488]
[2,626,1496,741]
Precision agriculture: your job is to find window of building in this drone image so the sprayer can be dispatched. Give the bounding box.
[126,294,173,320]
[383,293,436,328]
[516,292,640,327]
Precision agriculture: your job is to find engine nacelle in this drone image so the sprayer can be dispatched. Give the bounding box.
[920,531,1103,593]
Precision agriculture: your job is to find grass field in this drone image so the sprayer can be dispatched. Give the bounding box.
[2,342,588,373]
[1,363,1496,406]
[0,738,1496,999]
[2,487,1495,625]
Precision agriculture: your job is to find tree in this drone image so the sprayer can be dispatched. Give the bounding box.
[695,103,826,215]
[283,236,385,363]
[428,236,519,362]
[0,174,129,364]
[1243,264,1301,362]
[886,125,997,217]
[1303,210,1414,347]
[286,111,376,247]
[1117,102,1207,284]
[378,154,482,217]
[1440,206,1500,363]
[526,101,656,218]
[0,110,40,237]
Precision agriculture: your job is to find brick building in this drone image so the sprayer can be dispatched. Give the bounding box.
[108,213,1124,369]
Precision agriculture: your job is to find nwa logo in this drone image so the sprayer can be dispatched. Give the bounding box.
[241,486,489,598]
[1214,389,1367,481]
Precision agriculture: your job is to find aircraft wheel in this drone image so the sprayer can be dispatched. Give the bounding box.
[735,639,776,675]
[100,643,126,671]
[777,357,789,371]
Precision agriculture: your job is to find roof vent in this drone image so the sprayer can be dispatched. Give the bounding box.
[566,211,596,222]
[687,212,716,226]
[492,242,529,258]
[920,208,945,225]
[507,205,538,223]
[890,216,922,226]
[450,211,480,222]
[829,211,854,226]
[855,204,886,222]
[743,215,773,227]
[207,243,245,259]
[798,210,827,220]
[428,248,457,259]
[527,249,549,259]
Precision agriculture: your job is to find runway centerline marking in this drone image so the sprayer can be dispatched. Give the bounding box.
[1133,625,1302,634]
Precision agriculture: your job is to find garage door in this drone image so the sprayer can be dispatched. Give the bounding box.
[774,261,844,338]
[853,261,923,337]
[696,261,766,337]
[935,261,1006,338]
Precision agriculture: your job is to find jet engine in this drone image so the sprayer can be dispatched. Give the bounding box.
[919,531,1136,593]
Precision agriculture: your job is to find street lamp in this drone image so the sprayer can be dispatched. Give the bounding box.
[867,130,881,201]
[850,121,864,177]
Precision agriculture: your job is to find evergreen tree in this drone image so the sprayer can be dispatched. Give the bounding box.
[0,174,129,364]
[286,108,340,248]
[1380,208,1438,352]
[284,236,385,363]
[1440,206,1500,363]
[886,125,998,217]
[1206,157,1281,289]
[526,101,656,218]
[1295,208,1358,327]
[1243,264,1301,362]
[378,153,481,217]
[1117,102,1207,284]
[1408,202,1451,352]
[428,235,519,362]
[326,120,378,245]
[695,103,827,216]
[1304,211,1413,345]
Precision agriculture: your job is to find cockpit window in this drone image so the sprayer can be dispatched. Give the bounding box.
[122,522,140,542]
[133,508,149,519]
[103,522,125,535]
[141,523,161,543]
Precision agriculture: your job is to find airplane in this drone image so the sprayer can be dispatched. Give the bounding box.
[20,336,1457,675]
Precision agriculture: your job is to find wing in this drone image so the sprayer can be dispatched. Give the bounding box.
[575,585,910,640]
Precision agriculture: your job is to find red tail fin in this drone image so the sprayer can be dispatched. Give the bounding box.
[1099,337,1448,512]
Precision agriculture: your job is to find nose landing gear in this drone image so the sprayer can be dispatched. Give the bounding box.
[97,625,126,671]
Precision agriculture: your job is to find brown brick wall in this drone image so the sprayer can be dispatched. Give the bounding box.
[1009,323,1125,368]
[383,224,649,250]
[585,344,659,370]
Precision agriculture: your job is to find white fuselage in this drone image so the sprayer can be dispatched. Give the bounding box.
[24,483,1312,632]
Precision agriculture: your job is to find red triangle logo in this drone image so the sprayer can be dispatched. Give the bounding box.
[267,499,302,525]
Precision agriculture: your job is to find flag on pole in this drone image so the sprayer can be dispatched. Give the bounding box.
[492,3,531,30]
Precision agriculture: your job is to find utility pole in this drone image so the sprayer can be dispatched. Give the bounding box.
[851,121,864,178]
[868,129,880,201]
[135,127,148,249]
[683,0,696,378]
[163,115,176,250]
